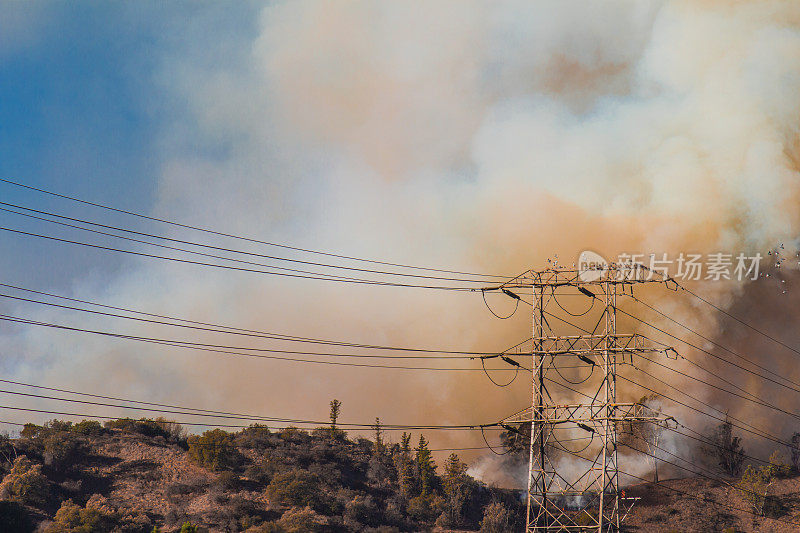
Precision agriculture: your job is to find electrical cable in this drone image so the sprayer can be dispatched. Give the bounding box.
[481,289,519,319]
[0,287,510,355]
[0,314,518,371]
[0,205,501,284]
[0,178,510,279]
[624,292,800,391]
[0,226,480,291]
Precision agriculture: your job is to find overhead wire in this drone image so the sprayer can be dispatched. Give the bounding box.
[0,226,477,291]
[0,178,510,279]
[0,204,501,284]
[0,313,521,371]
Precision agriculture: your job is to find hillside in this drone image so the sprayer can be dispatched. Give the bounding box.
[2,418,800,532]
[0,418,524,532]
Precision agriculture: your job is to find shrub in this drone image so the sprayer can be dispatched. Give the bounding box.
[187,429,239,471]
[737,464,773,516]
[41,499,107,533]
[71,420,104,437]
[42,432,86,471]
[235,425,273,449]
[244,457,284,485]
[254,506,326,533]
[215,471,241,492]
[406,494,444,523]
[103,417,181,440]
[46,420,73,432]
[343,495,380,528]
[19,424,43,440]
[480,501,514,533]
[792,432,800,471]
[0,433,18,467]
[278,427,310,444]
[266,469,323,508]
[0,457,49,506]
[704,420,745,476]
[767,450,792,478]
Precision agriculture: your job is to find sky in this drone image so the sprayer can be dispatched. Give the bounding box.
[3,0,800,486]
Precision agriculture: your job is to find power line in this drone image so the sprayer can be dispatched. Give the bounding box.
[677,282,800,359]
[0,226,476,291]
[0,286,509,356]
[0,204,500,284]
[0,314,518,371]
[526,293,797,451]
[625,293,800,391]
[616,306,800,397]
[556,435,800,527]
[0,178,509,279]
[0,403,499,432]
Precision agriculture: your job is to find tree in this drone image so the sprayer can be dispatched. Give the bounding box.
[187,429,238,470]
[704,419,745,476]
[394,432,415,497]
[791,432,800,471]
[441,453,469,526]
[480,501,514,532]
[329,399,341,434]
[415,434,436,495]
[372,417,384,456]
[737,463,774,516]
[618,396,664,482]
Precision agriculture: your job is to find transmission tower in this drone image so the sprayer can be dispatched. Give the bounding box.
[497,264,674,533]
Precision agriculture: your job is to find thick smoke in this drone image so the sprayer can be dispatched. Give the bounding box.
[4,0,800,488]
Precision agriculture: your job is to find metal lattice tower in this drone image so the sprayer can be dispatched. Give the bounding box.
[498,265,674,533]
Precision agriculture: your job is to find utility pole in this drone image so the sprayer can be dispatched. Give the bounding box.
[498,265,674,532]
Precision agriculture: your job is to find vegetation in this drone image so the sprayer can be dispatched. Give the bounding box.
[0,416,521,531]
[704,419,746,476]
[0,457,49,506]
[187,429,239,471]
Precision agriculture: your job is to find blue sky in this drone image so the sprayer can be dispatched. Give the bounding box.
[0,2,260,289]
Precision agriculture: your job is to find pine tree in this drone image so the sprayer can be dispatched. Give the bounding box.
[442,453,469,526]
[372,417,384,456]
[329,399,341,435]
[394,432,416,496]
[415,434,436,495]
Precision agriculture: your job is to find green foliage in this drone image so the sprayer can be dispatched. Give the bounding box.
[70,420,104,437]
[343,495,379,528]
[737,463,773,516]
[20,424,42,439]
[266,469,323,508]
[42,431,86,470]
[480,501,514,533]
[254,506,326,532]
[46,420,73,432]
[393,433,415,497]
[187,429,238,471]
[372,418,383,456]
[103,418,183,440]
[0,457,49,506]
[406,493,444,523]
[414,435,436,495]
[40,499,115,533]
[179,522,198,533]
[767,450,792,478]
[440,453,470,527]
[329,399,341,432]
[704,420,745,476]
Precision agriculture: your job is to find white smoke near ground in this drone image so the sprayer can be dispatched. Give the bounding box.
[2,0,800,489]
